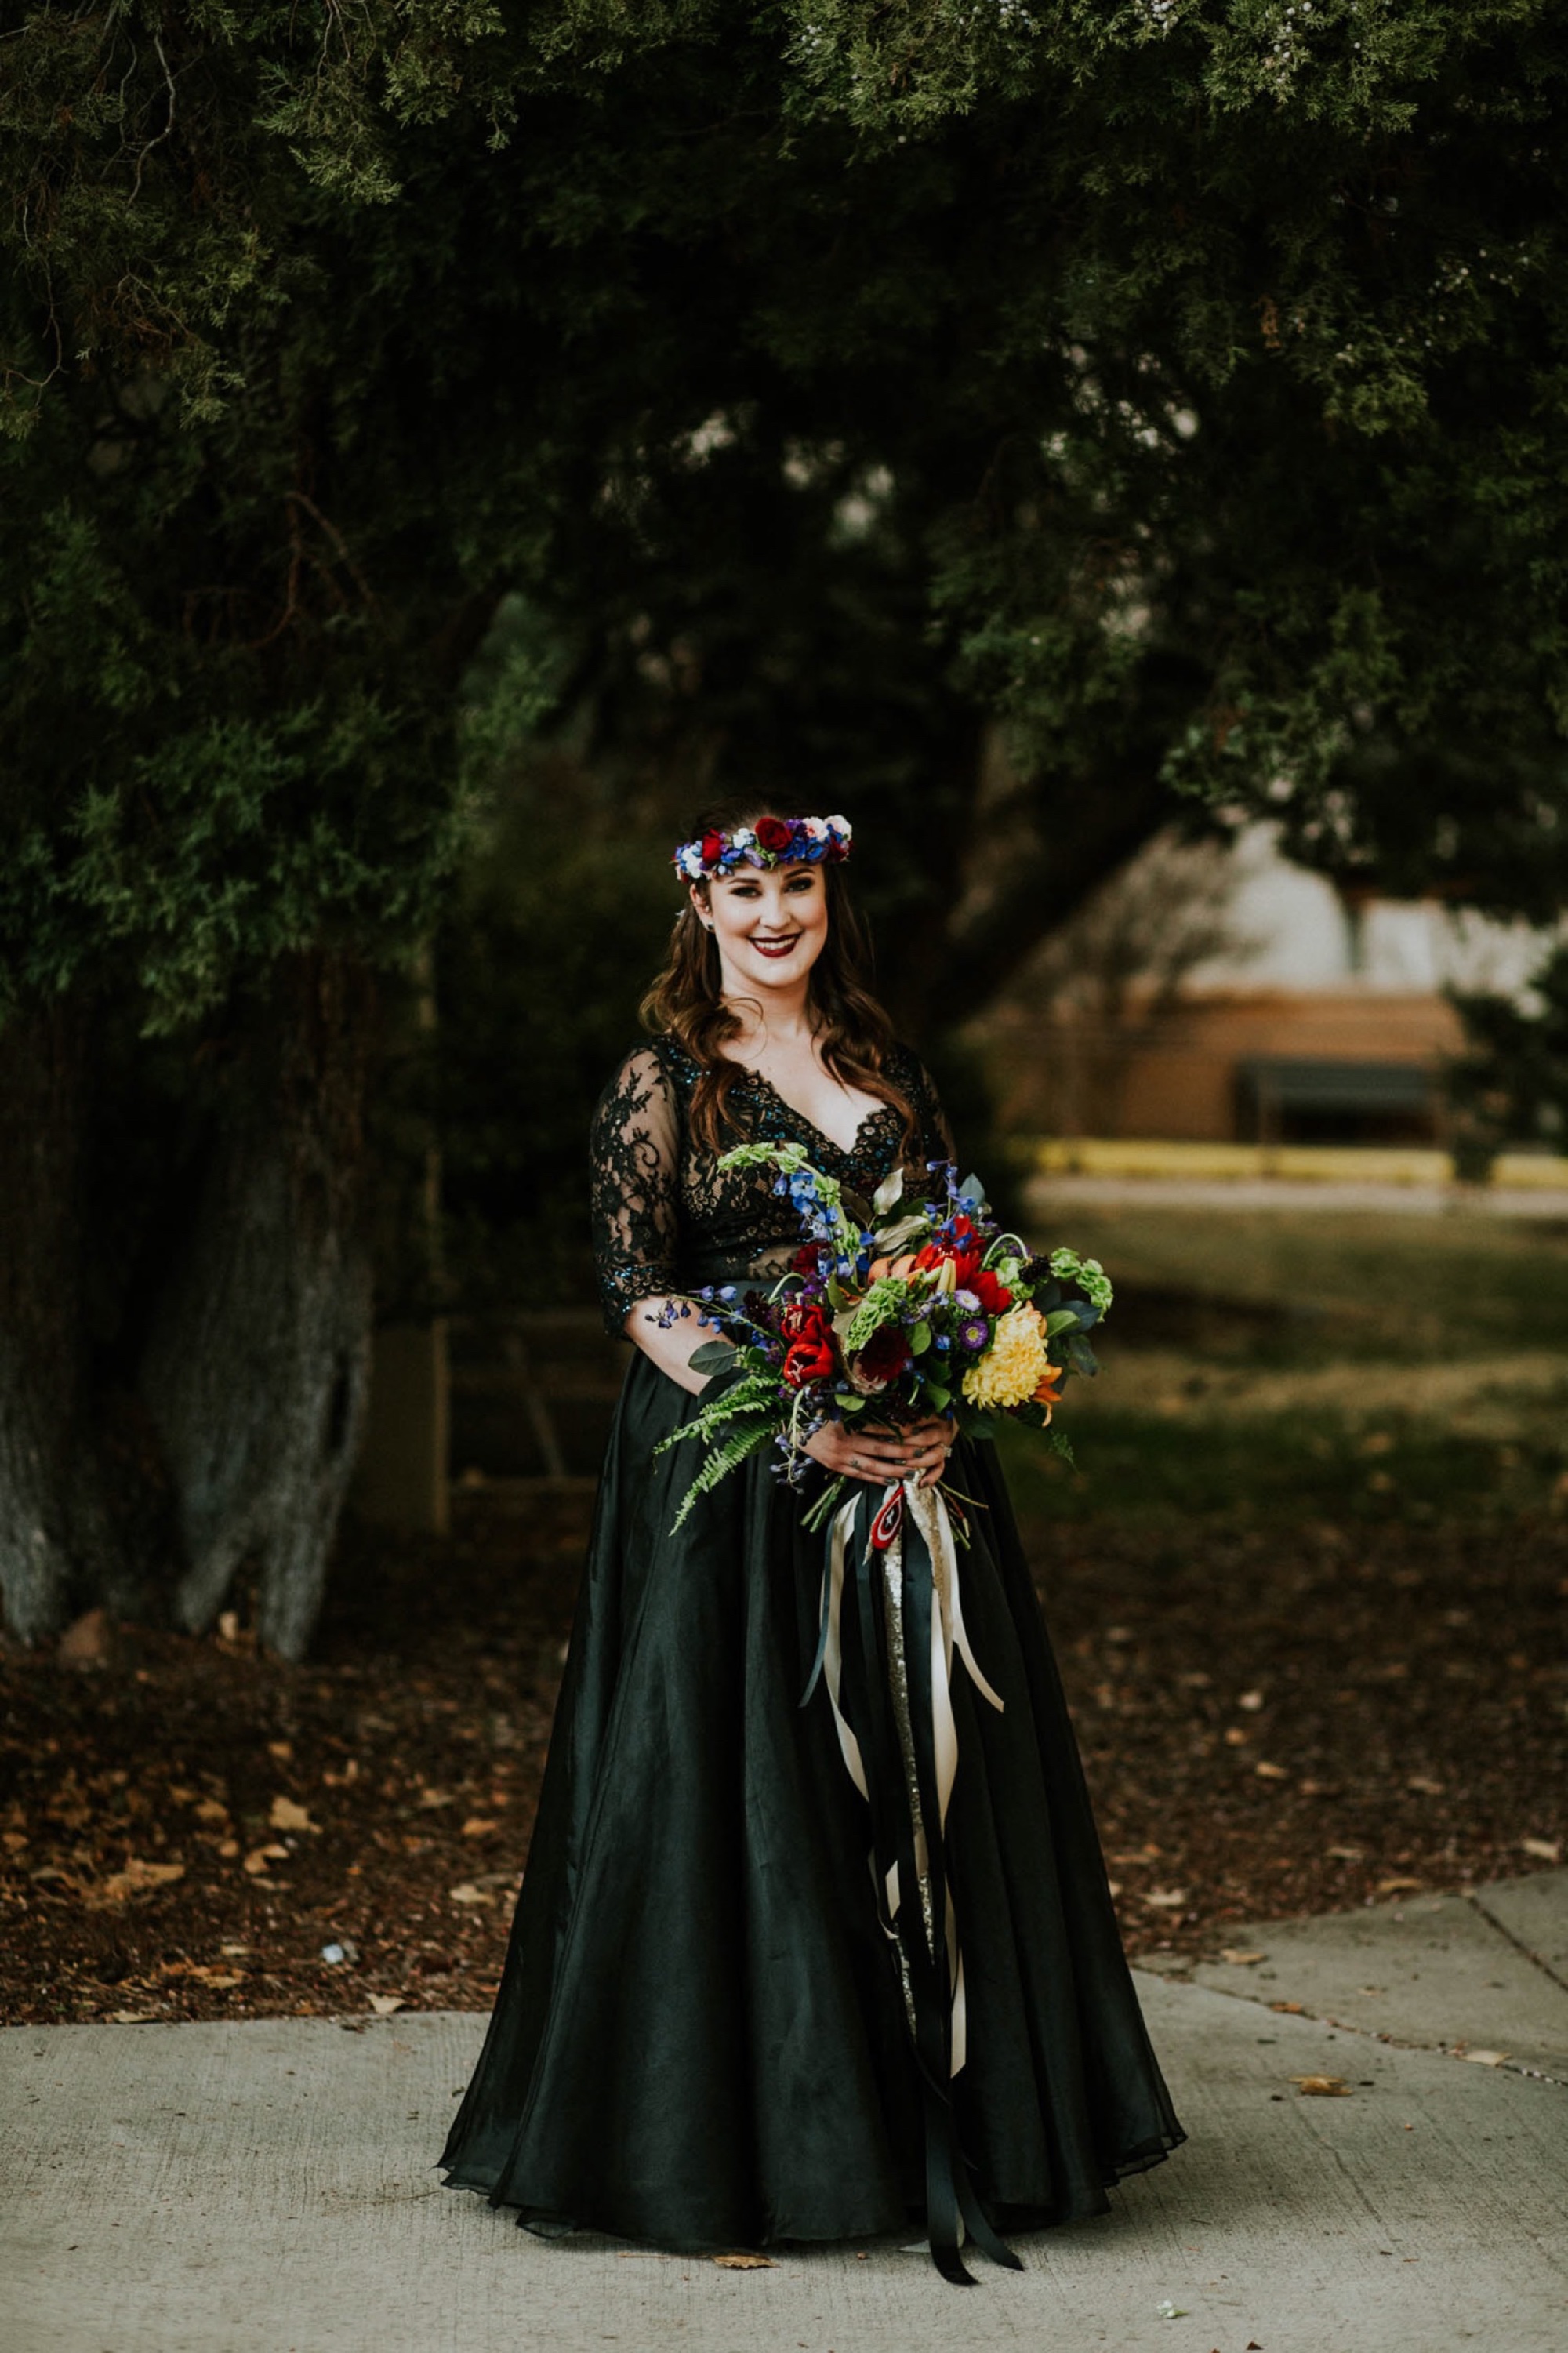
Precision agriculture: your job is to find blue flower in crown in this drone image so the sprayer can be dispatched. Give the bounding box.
[672,814,853,881]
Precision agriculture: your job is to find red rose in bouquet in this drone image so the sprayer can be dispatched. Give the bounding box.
[852,1321,913,1389]
[967,1267,1014,1315]
[779,1298,837,1389]
[753,814,794,855]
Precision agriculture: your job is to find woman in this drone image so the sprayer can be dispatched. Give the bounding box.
[440,802,1184,2280]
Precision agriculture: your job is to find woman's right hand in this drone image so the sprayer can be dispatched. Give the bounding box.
[804,1418,949,1487]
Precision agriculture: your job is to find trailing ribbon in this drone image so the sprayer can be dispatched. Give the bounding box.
[801,1477,1022,2286]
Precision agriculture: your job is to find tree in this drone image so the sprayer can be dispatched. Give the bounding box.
[6,2,1568,1650]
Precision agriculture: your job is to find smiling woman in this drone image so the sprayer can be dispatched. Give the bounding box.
[438,802,1185,2279]
[646,799,916,1167]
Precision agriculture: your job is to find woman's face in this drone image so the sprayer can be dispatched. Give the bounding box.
[694,861,829,997]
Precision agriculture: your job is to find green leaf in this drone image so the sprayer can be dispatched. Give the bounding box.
[871,1164,904,1215]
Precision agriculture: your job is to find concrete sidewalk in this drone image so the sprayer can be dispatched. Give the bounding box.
[6,1875,1567,2353]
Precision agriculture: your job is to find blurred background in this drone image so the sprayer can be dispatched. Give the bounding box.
[2,5,1566,2025]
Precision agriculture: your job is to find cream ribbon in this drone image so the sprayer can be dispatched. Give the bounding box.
[818,1478,1004,2075]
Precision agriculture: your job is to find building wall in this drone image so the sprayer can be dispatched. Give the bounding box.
[1116,990,1466,1141]
[988,989,1468,1142]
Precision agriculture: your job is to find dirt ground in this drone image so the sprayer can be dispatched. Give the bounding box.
[4,1486,1565,2025]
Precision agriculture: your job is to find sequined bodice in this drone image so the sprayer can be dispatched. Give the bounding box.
[590,1033,953,1335]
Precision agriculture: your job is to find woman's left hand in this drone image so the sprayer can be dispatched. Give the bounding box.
[874,1414,957,1491]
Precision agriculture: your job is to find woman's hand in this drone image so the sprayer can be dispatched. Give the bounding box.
[804,1414,956,1491]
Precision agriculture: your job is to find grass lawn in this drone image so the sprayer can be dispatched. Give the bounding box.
[1007,1197,1568,1523]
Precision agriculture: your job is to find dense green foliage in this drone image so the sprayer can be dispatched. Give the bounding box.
[7,1,1568,1042]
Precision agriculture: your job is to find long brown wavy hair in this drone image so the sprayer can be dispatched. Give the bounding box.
[641,796,918,1157]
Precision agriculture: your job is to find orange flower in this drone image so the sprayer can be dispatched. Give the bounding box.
[1031,1364,1065,1420]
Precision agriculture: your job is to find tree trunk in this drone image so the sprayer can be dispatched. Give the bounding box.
[0,1000,129,1641]
[140,955,376,1661]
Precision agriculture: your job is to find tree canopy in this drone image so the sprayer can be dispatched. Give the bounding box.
[5,0,1568,1032]
[5,1,1568,1647]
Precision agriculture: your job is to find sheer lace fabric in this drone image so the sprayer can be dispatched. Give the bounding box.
[589,1034,953,1337]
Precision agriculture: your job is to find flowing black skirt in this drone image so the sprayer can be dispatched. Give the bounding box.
[439,1348,1184,2253]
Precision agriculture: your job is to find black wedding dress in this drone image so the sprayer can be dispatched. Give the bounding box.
[440,1035,1184,2271]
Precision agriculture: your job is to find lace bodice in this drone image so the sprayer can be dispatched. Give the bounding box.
[590,1033,955,1337]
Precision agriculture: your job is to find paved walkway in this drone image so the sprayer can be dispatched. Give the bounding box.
[6,1872,1566,2353]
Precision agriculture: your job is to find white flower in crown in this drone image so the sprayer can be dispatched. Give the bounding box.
[825,814,851,839]
[678,844,704,877]
[731,826,756,849]
[802,816,828,841]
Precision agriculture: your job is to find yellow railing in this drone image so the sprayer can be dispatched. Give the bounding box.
[1022,1138,1568,1189]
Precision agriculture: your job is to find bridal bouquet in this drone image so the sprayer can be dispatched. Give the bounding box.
[656,1142,1112,1529]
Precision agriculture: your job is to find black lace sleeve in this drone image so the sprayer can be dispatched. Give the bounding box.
[590,1045,683,1338]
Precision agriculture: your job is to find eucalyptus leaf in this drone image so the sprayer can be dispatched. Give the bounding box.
[870,1164,904,1215]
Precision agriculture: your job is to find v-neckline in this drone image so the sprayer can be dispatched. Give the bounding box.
[742,1066,895,1163]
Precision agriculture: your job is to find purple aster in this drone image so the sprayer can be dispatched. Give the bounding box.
[958,1316,990,1353]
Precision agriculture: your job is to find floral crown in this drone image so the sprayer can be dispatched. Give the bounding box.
[673,813,852,882]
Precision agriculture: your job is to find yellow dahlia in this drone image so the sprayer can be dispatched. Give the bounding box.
[961,1303,1054,1411]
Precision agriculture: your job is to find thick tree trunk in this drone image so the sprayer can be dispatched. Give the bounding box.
[0,1000,129,1641]
[140,955,376,1661]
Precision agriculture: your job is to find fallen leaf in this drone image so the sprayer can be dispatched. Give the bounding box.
[216,1838,240,1859]
[269,1796,319,1835]
[1237,1690,1265,1712]
[1143,1887,1188,1910]
[244,1843,289,1876]
[1155,2300,1190,2319]
[58,1608,113,1666]
[1269,2000,1306,2014]
[448,1883,495,1906]
[418,1788,454,1811]
[460,1817,499,1839]
[1520,1837,1562,1865]
[1106,1879,1123,1897]
[1327,1844,1365,1861]
[107,2010,159,2024]
[368,1994,405,2017]
[1463,2049,1511,2067]
[1290,2075,1350,2097]
[1224,1727,1249,1747]
[2,1830,27,1854]
[195,1799,229,1825]
[1377,1876,1424,1895]
[1406,1777,1444,1796]
[267,1740,293,1763]
[1220,1949,1267,1966]
[1254,1761,1289,1780]
[711,2253,775,2269]
[86,1857,186,1909]
[216,1610,240,1642]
